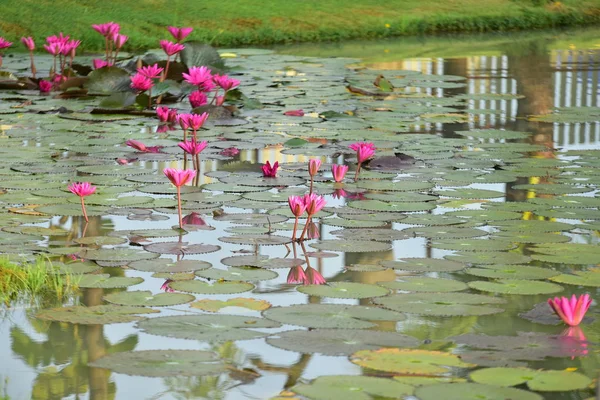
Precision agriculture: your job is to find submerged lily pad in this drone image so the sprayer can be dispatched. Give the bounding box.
[291,375,414,400]
[36,305,158,324]
[350,348,472,375]
[103,290,195,307]
[136,314,279,341]
[89,350,227,377]
[298,282,389,299]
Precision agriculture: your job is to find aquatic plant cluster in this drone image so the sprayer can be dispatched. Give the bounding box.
[1,21,600,400]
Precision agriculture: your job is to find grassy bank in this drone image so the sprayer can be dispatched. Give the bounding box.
[1,0,599,51]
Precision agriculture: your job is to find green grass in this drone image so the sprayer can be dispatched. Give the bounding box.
[0,256,80,307]
[0,0,599,51]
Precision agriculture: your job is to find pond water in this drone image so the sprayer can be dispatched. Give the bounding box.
[0,28,600,400]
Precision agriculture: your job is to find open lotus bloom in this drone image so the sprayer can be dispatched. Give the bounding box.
[548,294,592,326]
[262,161,279,177]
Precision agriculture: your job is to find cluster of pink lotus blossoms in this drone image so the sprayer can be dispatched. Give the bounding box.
[91,22,127,67]
[183,66,240,108]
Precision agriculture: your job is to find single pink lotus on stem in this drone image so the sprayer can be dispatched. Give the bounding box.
[167,26,193,42]
[213,74,240,92]
[189,90,208,108]
[178,139,208,156]
[130,73,153,92]
[287,265,307,284]
[164,168,197,229]
[160,279,175,293]
[284,109,304,117]
[349,141,376,181]
[21,37,35,51]
[308,158,321,193]
[220,147,240,157]
[46,33,70,45]
[304,266,327,285]
[188,112,209,135]
[168,109,178,123]
[156,106,171,122]
[39,80,52,93]
[93,59,110,69]
[68,182,96,223]
[113,34,128,50]
[262,161,279,178]
[548,294,592,326]
[92,22,120,37]
[299,193,326,241]
[0,37,12,49]
[182,212,206,226]
[288,195,307,241]
[160,40,185,57]
[62,39,81,56]
[138,64,164,79]
[182,66,213,87]
[44,42,62,56]
[332,164,349,183]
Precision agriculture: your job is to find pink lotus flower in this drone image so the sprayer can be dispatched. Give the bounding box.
[168,109,178,123]
[93,59,110,69]
[160,40,185,56]
[164,168,196,188]
[160,279,175,293]
[332,164,349,182]
[287,266,307,284]
[214,95,225,106]
[61,39,81,56]
[39,80,52,93]
[182,66,213,87]
[43,43,62,56]
[548,294,592,326]
[130,73,153,92]
[220,147,239,157]
[46,33,70,45]
[113,34,128,49]
[303,193,326,216]
[92,22,120,37]
[177,113,191,130]
[213,74,240,91]
[304,266,327,285]
[284,109,304,117]
[262,161,279,178]
[178,139,208,155]
[156,106,171,122]
[21,37,35,51]
[167,26,193,42]
[308,159,321,177]
[68,182,96,223]
[125,139,162,153]
[0,37,12,49]
[188,112,209,132]
[138,64,163,79]
[349,142,376,164]
[189,90,208,108]
[288,195,307,218]
[182,212,206,226]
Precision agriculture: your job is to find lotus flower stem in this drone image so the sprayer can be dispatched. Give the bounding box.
[298,216,312,242]
[28,52,36,78]
[309,177,314,194]
[80,197,89,223]
[354,162,362,182]
[291,216,299,242]
[176,186,183,228]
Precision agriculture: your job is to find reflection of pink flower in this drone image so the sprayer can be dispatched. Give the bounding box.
[346,191,366,201]
[160,279,175,293]
[332,188,347,199]
[304,266,326,285]
[560,326,589,359]
[189,90,208,108]
[548,294,592,326]
[262,161,279,178]
[332,164,349,182]
[167,26,193,42]
[284,109,304,117]
[182,212,206,226]
[287,266,307,284]
[307,221,320,239]
[39,80,52,93]
[220,147,239,157]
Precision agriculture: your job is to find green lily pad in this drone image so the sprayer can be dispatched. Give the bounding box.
[491,232,571,244]
[190,298,271,312]
[445,252,532,265]
[143,241,221,255]
[298,282,389,299]
[455,129,531,140]
[195,267,278,281]
[379,277,468,292]
[268,329,419,356]
[381,258,465,272]
[470,367,592,391]
[36,305,158,324]
[550,271,600,287]
[373,293,505,316]
[349,199,436,213]
[291,375,414,400]
[74,235,128,246]
[218,234,291,245]
[350,348,472,375]
[78,274,144,289]
[128,259,211,273]
[356,180,435,192]
[433,239,516,252]
[493,220,574,232]
[103,290,195,307]
[415,383,543,400]
[468,279,563,295]
[309,240,392,253]
[136,314,279,341]
[465,265,559,280]
[263,304,405,329]
[77,248,159,262]
[322,217,387,228]
[400,226,487,239]
[35,204,110,217]
[89,350,227,377]
[169,280,254,294]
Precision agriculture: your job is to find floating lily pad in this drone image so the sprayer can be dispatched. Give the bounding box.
[214,213,288,224]
[491,232,571,244]
[550,271,600,287]
[493,220,574,233]
[220,255,304,269]
[103,290,195,307]
[356,180,435,192]
[190,298,271,312]
[78,274,144,289]
[415,383,543,400]
[330,228,411,241]
[432,239,515,252]
[128,259,211,273]
[76,248,159,262]
[381,258,465,272]
[74,236,128,246]
[470,367,592,391]
[143,241,220,255]
[195,267,278,281]
[465,265,559,280]
[35,204,110,217]
[263,304,405,329]
[136,314,279,341]
[309,240,392,253]
[373,293,505,316]
[298,282,389,299]
[401,226,487,239]
[218,234,291,245]
[322,217,387,228]
[89,350,227,377]
[455,129,531,140]
[379,277,468,292]
[445,252,532,265]
[350,348,472,375]
[291,375,414,400]
[169,280,254,294]
[36,305,158,324]
[468,279,563,295]
[349,199,435,213]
